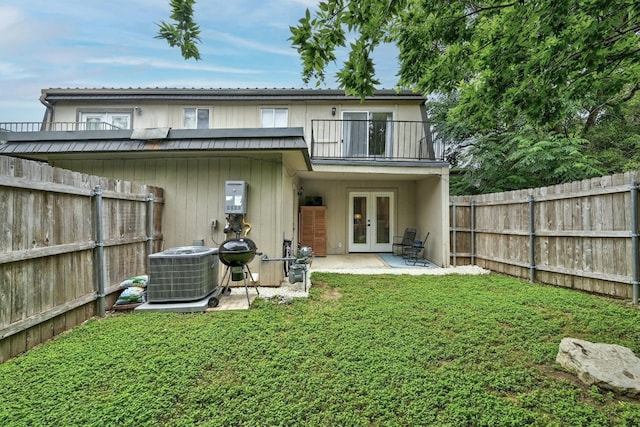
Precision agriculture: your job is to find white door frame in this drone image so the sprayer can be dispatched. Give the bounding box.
[342,111,394,157]
[348,191,394,252]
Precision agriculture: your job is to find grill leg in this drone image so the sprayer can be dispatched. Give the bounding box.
[243,265,259,307]
[221,266,232,294]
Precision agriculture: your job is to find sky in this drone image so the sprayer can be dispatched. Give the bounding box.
[0,0,400,123]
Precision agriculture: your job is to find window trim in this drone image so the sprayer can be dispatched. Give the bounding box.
[341,110,394,157]
[260,107,289,128]
[183,107,211,129]
[77,109,133,130]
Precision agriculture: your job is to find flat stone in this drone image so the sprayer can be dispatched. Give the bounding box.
[556,337,640,396]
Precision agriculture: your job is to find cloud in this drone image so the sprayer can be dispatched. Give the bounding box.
[0,5,23,30]
[286,0,318,7]
[206,31,298,57]
[0,62,35,80]
[84,56,262,74]
[0,5,48,49]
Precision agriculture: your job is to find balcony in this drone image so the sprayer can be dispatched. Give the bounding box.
[310,119,445,163]
[0,122,124,132]
[1,120,447,166]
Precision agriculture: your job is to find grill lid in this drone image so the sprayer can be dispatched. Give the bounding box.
[218,238,257,266]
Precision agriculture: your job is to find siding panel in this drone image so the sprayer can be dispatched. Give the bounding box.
[54,155,287,285]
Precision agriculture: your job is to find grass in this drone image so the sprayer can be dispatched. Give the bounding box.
[1,273,639,426]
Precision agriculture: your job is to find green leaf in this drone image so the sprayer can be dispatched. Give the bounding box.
[155,0,201,60]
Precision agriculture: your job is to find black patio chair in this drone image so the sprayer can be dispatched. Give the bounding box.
[405,232,430,266]
[392,228,417,256]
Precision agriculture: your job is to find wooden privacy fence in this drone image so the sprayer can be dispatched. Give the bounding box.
[0,156,164,362]
[450,172,640,302]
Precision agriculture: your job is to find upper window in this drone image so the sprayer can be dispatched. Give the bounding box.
[261,108,288,128]
[80,112,131,130]
[184,108,210,129]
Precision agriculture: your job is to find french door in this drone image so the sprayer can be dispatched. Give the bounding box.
[348,191,394,252]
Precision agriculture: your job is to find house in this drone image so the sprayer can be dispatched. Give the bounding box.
[0,88,450,286]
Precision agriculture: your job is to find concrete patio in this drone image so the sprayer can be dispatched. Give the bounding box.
[311,253,391,270]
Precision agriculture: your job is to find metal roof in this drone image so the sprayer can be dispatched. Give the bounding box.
[41,88,426,104]
[0,127,312,170]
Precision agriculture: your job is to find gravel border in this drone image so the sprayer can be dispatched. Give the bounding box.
[311,264,490,276]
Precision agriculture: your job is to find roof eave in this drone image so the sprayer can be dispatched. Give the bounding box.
[41,88,425,104]
[0,127,312,170]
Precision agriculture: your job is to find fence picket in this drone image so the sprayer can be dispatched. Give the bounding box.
[0,156,163,363]
[452,170,640,300]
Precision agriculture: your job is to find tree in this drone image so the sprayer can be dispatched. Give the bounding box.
[289,1,639,193]
[290,1,639,132]
[449,128,603,195]
[583,90,640,174]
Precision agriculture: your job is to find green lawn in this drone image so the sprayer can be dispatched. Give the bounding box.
[1,273,639,426]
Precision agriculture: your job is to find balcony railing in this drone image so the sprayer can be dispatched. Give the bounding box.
[0,122,125,132]
[311,119,445,162]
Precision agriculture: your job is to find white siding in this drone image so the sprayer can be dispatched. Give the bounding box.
[52,99,423,131]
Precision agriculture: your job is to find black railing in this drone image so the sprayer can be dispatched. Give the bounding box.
[0,122,125,132]
[311,119,445,162]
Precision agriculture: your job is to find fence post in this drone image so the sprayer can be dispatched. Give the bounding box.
[146,192,155,263]
[471,200,476,265]
[631,182,639,305]
[528,194,536,283]
[451,201,457,267]
[94,186,106,317]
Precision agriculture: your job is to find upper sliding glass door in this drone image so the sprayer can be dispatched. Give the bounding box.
[343,112,393,157]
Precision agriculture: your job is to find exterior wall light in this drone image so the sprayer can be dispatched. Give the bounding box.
[331,107,336,116]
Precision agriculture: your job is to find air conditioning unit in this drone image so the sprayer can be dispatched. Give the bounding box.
[147,246,219,303]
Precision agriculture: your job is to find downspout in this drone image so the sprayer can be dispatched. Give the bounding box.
[419,104,435,160]
[39,91,54,131]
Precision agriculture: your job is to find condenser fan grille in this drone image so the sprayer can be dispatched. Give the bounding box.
[147,246,219,303]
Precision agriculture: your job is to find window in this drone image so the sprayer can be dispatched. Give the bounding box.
[261,108,288,128]
[184,108,210,129]
[80,112,131,130]
[111,115,130,129]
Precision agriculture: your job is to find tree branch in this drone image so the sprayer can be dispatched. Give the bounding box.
[581,84,639,135]
[457,2,517,21]
[603,23,640,47]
